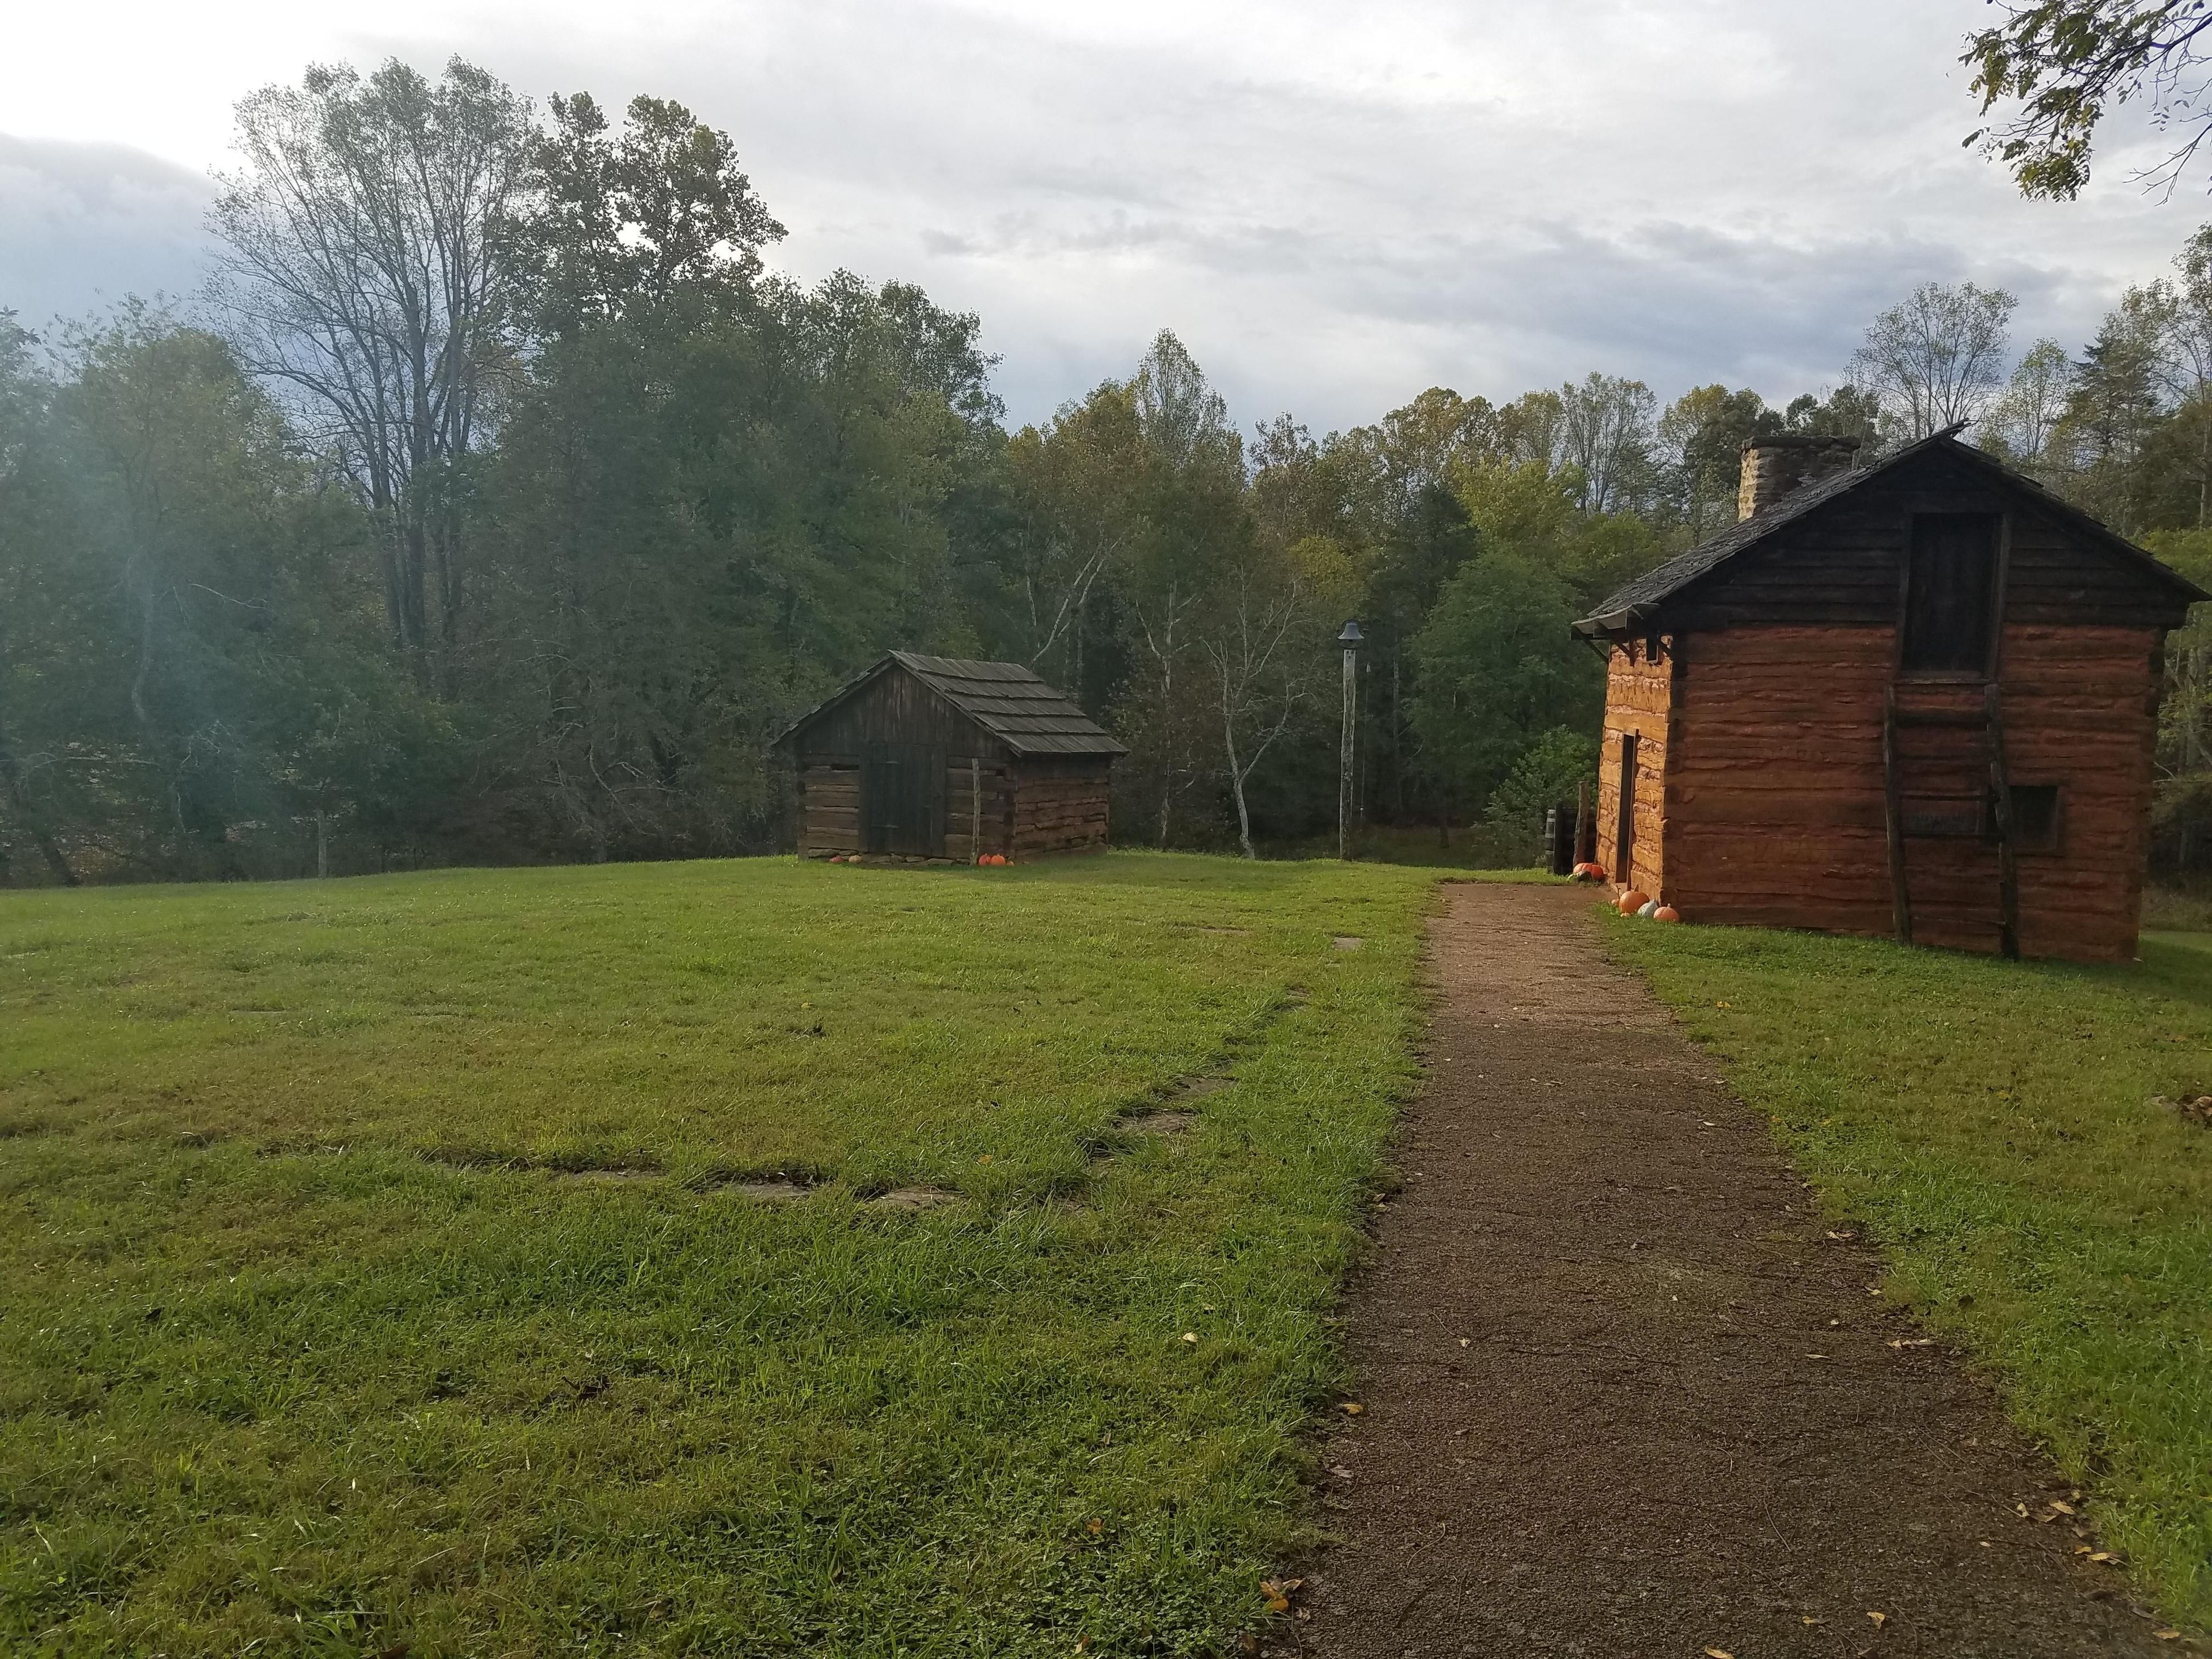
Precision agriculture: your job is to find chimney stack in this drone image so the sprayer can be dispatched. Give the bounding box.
[1737,434,1861,520]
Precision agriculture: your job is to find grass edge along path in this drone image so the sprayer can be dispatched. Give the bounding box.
[0,853,1452,1657]
[1602,908,2212,1635]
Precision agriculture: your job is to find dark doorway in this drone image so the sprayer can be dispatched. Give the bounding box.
[1902,514,2000,673]
[863,743,946,856]
[1615,734,1638,887]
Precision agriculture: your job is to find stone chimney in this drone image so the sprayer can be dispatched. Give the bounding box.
[1736,434,1861,520]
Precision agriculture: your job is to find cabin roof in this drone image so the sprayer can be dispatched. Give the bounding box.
[1573,427,2208,636]
[780,651,1127,756]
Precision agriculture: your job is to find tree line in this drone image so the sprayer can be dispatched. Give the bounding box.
[6,54,2212,884]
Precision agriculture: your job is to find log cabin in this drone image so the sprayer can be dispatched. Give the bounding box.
[1573,427,2206,962]
[777,652,1122,862]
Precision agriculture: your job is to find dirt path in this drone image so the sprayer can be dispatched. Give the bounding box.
[1296,882,2179,1658]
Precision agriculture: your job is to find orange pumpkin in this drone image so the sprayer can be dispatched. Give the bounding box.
[1653,906,1681,923]
[1618,888,1649,915]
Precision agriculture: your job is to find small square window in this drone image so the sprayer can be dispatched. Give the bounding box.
[2002,783,2061,853]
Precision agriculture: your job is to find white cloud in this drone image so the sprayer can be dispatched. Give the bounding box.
[0,137,213,335]
[4,0,2210,427]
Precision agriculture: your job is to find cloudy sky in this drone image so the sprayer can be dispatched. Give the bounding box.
[5,1,2209,432]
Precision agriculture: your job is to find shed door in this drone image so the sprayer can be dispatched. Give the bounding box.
[1615,733,1638,888]
[863,742,946,857]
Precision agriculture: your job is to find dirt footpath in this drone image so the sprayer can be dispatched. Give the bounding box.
[1297,882,2179,1658]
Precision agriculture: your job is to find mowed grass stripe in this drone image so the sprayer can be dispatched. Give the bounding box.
[0,853,1437,1657]
[1604,911,2212,1631]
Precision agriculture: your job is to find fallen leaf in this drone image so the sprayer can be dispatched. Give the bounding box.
[1181,1332,1199,1344]
[2156,1630,2182,1641]
[1339,1402,1363,1415]
[2049,1499,2077,1516]
[1801,1615,1825,1626]
[1868,1610,1887,1627]
[1085,1518,1104,1535]
[1459,1338,1471,1347]
[2089,1552,2118,1564]
[1887,1338,1935,1349]
[1704,1648,1734,1658]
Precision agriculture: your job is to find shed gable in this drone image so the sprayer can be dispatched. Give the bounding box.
[1576,434,2203,638]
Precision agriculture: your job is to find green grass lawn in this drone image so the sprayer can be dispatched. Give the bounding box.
[1604,911,2212,1629]
[0,853,1438,1657]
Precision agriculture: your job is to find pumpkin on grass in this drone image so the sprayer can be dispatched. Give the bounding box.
[1617,889,1649,915]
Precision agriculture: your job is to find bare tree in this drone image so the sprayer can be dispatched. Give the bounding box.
[1199,544,1315,859]
[1983,338,2077,467]
[1851,282,2018,441]
[209,58,535,688]
[1556,373,1657,513]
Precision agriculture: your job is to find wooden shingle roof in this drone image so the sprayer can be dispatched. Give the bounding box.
[778,652,1126,757]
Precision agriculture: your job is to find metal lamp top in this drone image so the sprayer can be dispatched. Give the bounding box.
[1337,620,1363,647]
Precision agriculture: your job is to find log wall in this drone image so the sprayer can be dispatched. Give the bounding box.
[790,668,1114,861]
[1656,623,2162,962]
[1596,638,1672,897]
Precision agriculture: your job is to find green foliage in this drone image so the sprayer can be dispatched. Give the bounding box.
[1406,551,1602,801]
[1963,2,2212,199]
[0,851,1437,1654]
[1608,910,2212,1628]
[1483,727,1599,857]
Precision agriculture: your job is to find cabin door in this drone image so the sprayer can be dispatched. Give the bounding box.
[863,743,946,857]
[1614,733,1638,888]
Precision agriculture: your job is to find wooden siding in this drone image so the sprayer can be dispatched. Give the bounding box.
[1007,757,1113,857]
[1595,638,1671,896]
[1656,623,2160,961]
[791,666,1113,859]
[1664,450,2187,634]
[790,667,1012,767]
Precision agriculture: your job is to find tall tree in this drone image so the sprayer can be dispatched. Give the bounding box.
[209,58,535,687]
[1851,282,2017,441]
[1556,372,1658,514]
[1118,331,1245,849]
[1983,339,2077,471]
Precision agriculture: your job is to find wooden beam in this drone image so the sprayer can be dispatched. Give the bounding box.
[1883,683,1912,945]
[1986,680,2021,960]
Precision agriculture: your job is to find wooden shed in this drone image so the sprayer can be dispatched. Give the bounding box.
[1573,428,2206,962]
[777,652,1123,862]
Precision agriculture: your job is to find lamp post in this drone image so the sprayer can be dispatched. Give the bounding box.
[1337,620,1362,861]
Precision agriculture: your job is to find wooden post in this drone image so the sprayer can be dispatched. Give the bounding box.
[1986,681,2021,960]
[1573,777,1594,868]
[969,757,983,863]
[1338,642,1358,859]
[1883,684,1911,946]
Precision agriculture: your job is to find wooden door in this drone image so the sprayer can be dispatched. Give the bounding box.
[863,743,946,856]
[1615,733,1638,888]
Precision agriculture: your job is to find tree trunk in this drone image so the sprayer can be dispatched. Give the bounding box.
[1222,676,1255,859]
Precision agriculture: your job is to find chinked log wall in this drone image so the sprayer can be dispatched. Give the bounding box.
[1661,623,2161,962]
[798,756,1111,860]
[1596,639,1672,897]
